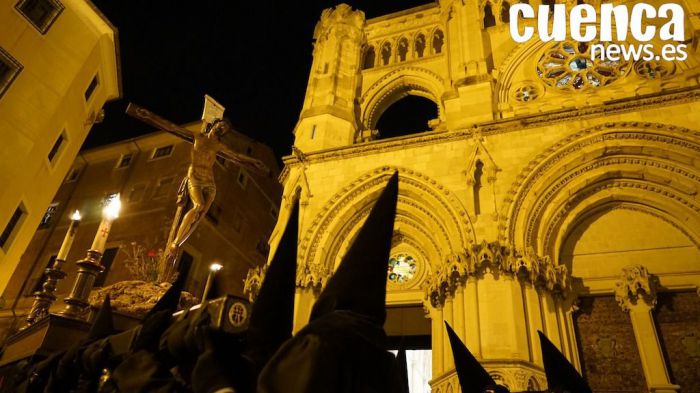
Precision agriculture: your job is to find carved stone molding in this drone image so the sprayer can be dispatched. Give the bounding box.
[282,92,700,168]
[615,264,658,311]
[504,122,700,248]
[424,241,568,308]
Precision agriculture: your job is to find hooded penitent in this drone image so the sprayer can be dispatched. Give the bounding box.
[445,322,509,393]
[538,331,592,393]
[245,201,299,373]
[109,274,187,393]
[258,172,400,393]
[189,201,302,393]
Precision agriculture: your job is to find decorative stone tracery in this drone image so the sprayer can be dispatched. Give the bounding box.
[424,241,568,308]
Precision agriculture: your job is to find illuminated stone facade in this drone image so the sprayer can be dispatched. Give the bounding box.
[3,127,281,323]
[0,0,121,295]
[267,2,700,392]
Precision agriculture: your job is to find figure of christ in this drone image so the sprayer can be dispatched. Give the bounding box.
[126,102,270,270]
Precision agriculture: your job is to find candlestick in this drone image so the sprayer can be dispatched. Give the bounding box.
[91,195,121,253]
[26,210,81,326]
[61,195,122,320]
[201,263,222,305]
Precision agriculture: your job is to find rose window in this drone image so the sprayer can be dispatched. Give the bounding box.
[537,41,629,91]
[388,254,417,284]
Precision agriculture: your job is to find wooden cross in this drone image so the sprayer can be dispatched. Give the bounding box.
[126,103,195,144]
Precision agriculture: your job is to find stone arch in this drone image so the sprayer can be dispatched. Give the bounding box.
[298,167,475,287]
[504,122,700,263]
[414,32,427,58]
[360,67,445,130]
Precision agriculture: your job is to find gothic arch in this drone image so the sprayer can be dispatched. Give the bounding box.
[360,67,446,130]
[504,122,700,262]
[298,167,474,288]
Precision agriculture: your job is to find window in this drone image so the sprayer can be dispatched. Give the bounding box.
[432,29,444,54]
[215,155,226,168]
[414,34,426,58]
[483,3,496,28]
[473,160,484,216]
[500,2,511,23]
[397,38,409,62]
[237,170,248,189]
[0,47,22,99]
[151,145,173,159]
[0,204,25,250]
[47,131,65,164]
[65,167,80,183]
[116,153,133,169]
[84,74,99,101]
[15,0,63,34]
[39,202,59,228]
[206,203,222,225]
[362,46,376,69]
[93,247,118,287]
[153,177,174,198]
[381,42,392,66]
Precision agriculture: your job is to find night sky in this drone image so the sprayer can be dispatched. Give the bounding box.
[87,0,437,161]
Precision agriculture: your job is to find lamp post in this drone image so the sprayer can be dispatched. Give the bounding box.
[61,195,121,320]
[201,262,222,305]
[25,210,82,326]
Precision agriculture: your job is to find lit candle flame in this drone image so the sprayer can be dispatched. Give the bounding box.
[70,210,82,221]
[103,194,121,220]
[210,262,223,272]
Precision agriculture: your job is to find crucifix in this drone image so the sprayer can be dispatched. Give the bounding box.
[126,96,270,273]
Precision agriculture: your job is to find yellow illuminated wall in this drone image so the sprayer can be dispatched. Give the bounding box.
[0,0,120,297]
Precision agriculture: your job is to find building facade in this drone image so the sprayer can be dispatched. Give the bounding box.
[0,0,121,295]
[2,126,282,324]
[268,1,700,392]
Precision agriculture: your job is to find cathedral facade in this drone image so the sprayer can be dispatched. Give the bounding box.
[259,1,700,392]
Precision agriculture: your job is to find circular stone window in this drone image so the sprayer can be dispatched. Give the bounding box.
[537,41,629,91]
[388,254,418,284]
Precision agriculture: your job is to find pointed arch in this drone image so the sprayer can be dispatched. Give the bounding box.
[360,67,446,130]
[298,167,475,287]
[504,122,700,262]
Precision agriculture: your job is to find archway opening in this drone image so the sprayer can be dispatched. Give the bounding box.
[375,95,438,139]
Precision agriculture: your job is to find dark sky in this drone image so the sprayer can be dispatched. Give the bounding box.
[87,0,436,161]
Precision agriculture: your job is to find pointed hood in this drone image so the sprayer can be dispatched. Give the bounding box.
[538,331,591,393]
[309,172,399,325]
[391,346,410,393]
[87,295,115,340]
[145,272,185,319]
[445,322,508,393]
[246,201,299,369]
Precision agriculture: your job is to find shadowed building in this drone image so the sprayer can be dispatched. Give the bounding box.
[259,2,700,392]
[2,124,281,329]
[0,0,121,296]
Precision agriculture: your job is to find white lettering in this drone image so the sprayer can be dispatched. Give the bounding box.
[510,4,535,43]
[631,3,656,42]
[658,3,685,41]
[570,4,597,42]
[599,3,629,41]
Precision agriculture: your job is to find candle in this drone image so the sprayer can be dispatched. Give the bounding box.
[90,195,121,253]
[201,262,222,305]
[56,210,81,262]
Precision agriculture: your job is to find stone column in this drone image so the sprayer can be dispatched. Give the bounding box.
[615,265,679,393]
